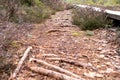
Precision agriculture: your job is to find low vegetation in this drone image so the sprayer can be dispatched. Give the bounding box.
[0,0,66,79]
[41,0,66,11]
[72,8,112,30]
[0,0,66,23]
[65,0,120,6]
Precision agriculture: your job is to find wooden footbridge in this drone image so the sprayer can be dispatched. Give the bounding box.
[73,4,120,21]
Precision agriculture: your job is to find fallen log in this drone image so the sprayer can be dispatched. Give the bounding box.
[47,58,96,70]
[30,67,82,80]
[29,58,83,79]
[10,46,32,79]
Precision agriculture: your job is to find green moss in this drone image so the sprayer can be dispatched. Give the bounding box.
[85,30,94,36]
[9,41,20,48]
[71,31,81,36]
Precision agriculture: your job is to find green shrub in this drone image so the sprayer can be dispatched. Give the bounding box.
[16,0,55,23]
[41,0,66,11]
[21,6,51,23]
[82,19,104,30]
[0,0,55,23]
[72,10,81,25]
[20,0,33,6]
[72,8,112,30]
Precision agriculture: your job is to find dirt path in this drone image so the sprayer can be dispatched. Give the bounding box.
[15,10,120,80]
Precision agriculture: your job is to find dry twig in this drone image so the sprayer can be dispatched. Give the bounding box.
[42,54,58,57]
[10,46,32,79]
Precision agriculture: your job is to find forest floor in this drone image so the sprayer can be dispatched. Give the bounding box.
[2,10,120,80]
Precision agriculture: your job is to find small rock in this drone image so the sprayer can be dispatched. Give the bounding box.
[115,65,120,70]
[83,37,88,41]
[102,40,108,44]
[95,73,104,78]
[101,65,106,67]
[100,50,109,54]
[99,55,105,58]
[105,62,111,66]
[27,34,33,38]
[55,61,59,64]
[97,47,102,51]
[84,72,103,78]
[104,57,109,60]
[96,65,101,68]
[105,68,115,73]
[101,44,107,47]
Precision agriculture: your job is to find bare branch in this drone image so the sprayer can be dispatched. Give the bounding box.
[30,67,82,80]
[10,46,32,79]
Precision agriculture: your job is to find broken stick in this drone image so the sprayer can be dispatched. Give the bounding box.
[10,46,32,79]
[42,54,58,57]
[30,67,82,80]
[29,58,83,79]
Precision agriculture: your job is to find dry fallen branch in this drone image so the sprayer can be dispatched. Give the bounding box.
[47,58,91,67]
[42,54,58,57]
[30,67,82,80]
[29,58,83,79]
[10,46,32,79]
[46,29,66,33]
[47,58,96,70]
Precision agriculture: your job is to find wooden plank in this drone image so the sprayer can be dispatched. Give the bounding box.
[106,10,120,16]
[107,14,120,20]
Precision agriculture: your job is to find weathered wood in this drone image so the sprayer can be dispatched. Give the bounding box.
[47,58,93,69]
[107,14,120,20]
[29,58,83,79]
[30,67,82,80]
[10,46,32,79]
[106,10,120,16]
